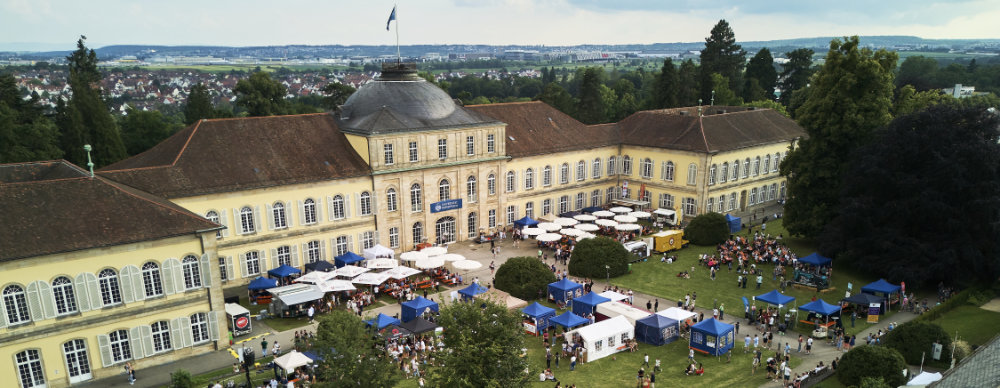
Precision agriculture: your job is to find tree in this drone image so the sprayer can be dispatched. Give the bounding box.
[837,346,907,387]
[684,213,730,245]
[699,20,746,104]
[430,299,531,388]
[0,74,63,163]
[676,59,700,106]
[743,100,789,117]
[575,67,607,124]
[882,321,952,364]
[859,377,893,388]
[892,84,947,116]
[321,82,356,111]
[535,82,575,116]
[651,58,678,108]
[819,103,1000,288]
[57,36,127,167]
[780,36,897,238]
[708,74,742,106]
[183,83,215,124]
[235,71,290,116]
[119,107,180,155]
[494,256,558,301]
[313,310,401,387]
[169,369,194,388]
[569,236,631,279]
[744,48,777,102]
[777,48,814,107]
[896,56,939,91]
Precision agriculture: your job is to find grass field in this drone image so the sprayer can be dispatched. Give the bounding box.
[931,305,1000,346]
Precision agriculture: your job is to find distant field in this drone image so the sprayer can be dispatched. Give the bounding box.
[134,64,348,73]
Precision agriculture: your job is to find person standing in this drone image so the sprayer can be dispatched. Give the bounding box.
[546,348,552,369]
[125,362,135,385]
[643,353,650,368]
[307,305,315,323]
[654,299,659,311]
[688,348,695,363]
[798,335,803,352]
[272,341,281,356]
[719,304,725,320]
[261,337,269,357]
[570,355,577,371]
[756,275,763,289]
[806,337,813,354]
[851,311,857,328]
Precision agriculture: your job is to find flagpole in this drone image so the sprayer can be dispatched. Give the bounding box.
[395,3,401,64]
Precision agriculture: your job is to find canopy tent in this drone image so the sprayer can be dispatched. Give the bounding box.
[333,265,370,278]
[799,253,833,267]
[248,277,278,290]
[581,206,603,213]
[798,299,842,316]
[537,222,562,232]
[414,258,445,269]
[560,228,585,237]
[842,292,885,314]
[656,307,697,327]
[598,290,629,303]
[268,284,324,317]
[300,350,324,362]
[451,260,483,272]
[273,350,313,374]
[554,217,579,226]
[724,214,742,233]
[635,314,680,346]
[383,266,422,279]
[304,260,336,273]
[365,258,398,269]
[653,208,676,219]
[558,211,581,219]
[421,246,448,257]
[906,371,942,386]
[316,279,356,293]
[400,296,440,323]
[400,317,439,335]
[521,227,544,236]
[378,324,412,340]
[365,313,401,330]
[861,279,901,295]
[481,288,528,310]
[267,264,301,278]
[536,233,562,242]
[572,291,611,316]
[351,272,392,286]
[592,210,615,218]
[690,318,735,356]
[294,271,336,284]
[756,289,796,308]
[363,244,395,261]
[521,302,557,333]
[458,283,489,301]
[615,223,641,231]
[550,310,590,329]
[595,301,652,325]
[334,252,365,268]
[564,315,633,362]
[513,216,540,228]
[548,278,584,303]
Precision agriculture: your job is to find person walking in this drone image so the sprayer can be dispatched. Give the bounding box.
[125,362,136,385]
[570,355,577,371]
[643,353,650,368]
[797,335,803,352]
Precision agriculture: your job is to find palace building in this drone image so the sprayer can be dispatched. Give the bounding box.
[1,63,803,387]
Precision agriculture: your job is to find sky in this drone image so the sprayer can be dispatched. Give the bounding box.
[2,0,999,50]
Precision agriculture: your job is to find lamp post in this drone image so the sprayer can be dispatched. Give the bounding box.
[605,265,610,284]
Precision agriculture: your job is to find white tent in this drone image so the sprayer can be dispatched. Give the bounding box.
[274,350,313,374]
[399,251,428,262]
[657,307,697,324]
[351,272,392,285]
[596,301,652,325]
[563,315,633,362]
[334,265,370,278]
[906,371,942,386]
[599,290,629,302]
[294,271,336,284]
[536,233,562,242]
[363,244,395,261]
[316,279,356,292]
[365,258,398,269]
[383,266,422,279]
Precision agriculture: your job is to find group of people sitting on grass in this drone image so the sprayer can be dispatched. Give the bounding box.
[684,362,705,376]
[717,233,797,268]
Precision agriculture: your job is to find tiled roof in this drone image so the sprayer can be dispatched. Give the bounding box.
[930,334,1000,388]
[0,160,219,262]
[99,113,371,198]
[618,106,806,153]
[466,101,621,157]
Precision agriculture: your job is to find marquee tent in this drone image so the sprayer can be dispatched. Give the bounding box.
[378,324,412,340]
[363,244,394,261]
[657,307,697,323]
[513,216,540,228]
[564,315,633,362]
[548,278,584,303]
[294,271,335,284]
[267,264,301,278]
[304,260,336,273]
[522,302,557,333]
[481,288,528,310]
[756,289,796,308]
[458,283,489,301]
[248,277,278,290]
[365,313,401,330]
[634,314,680,346]
[799,252,832,267]
[400,317,439,335]
[724,214,741,233]
[861,279,901,295]
[798,299,842,317]
[689,318,735,356]
[598,290,629,303]
[550,311,590,330]
[572,292,611,316]
[842,292,885,314]
[273,350,313,374]
[400,296,439,323]
[383,266,422,279]
[581,206,603,213]
[333,265,370,278]
[334,252,365,268]
[595,301,652,325]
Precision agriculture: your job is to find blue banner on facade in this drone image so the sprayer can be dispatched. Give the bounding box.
[431,199,462,213]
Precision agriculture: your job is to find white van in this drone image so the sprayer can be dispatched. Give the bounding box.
[623,241,649,257]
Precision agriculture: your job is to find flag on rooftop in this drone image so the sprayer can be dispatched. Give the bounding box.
[386,6,397,31]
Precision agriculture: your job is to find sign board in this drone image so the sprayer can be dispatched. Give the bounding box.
[523,321,538,335]
[867,303,881,323]
[932,342,943,360]
[430,199,462,213]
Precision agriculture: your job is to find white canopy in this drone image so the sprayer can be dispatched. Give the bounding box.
[615,223,641,231]
[573,214,597,221]
[365,258,398,269]
[628,211,652,219]
[564,315,634,362]
[316,279,356,292]
[656,307,697,323]
[560,228,585,237]
[536,233,562,242]
[577,233,597,240]
[599,290,629,302]
[439,253,466,262]
[595,219,618,227]
[383,266,422,279]
[596,301,652,326]
[592,210,615,218]
[351,272,392,285]
[414,258,446,269]
[422,246,448,257]
[554,217,579,226]
[399,251,428,262]
[451,260,483,271]
[614,215,638,223]
[363,244,395,261]
[653,208,676,217]
[274,350,313,374]
[537,222,562,232]
[574,223,599,232]
[906,371,943,386]
[334,265,370,278]
[294,271,336,284]
[521,227,545,236]
[610,206,633,213]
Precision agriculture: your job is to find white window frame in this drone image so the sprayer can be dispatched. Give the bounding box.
[437,138,448,159]
[505,171,515,193]
[244,251,261,276]
[576,161,586,181]
[592,158,601,179]
[560,164,569,184]
[151,321,171,353]
[109,329,132,363]
[386,188,398,212]
[488,210,496,228]
[190,312,209,344]
[708,164,717,186]
[15,349,45,388]
[640,158,653,179]
[487,174,496,196]
[53,276,77,315]
[306,241,321,263]
[487,134,495,153]
[543,166,552,186]
[466,135,475,156]
[239,206,255,234]
[467,177,477,203]
[687,163,698,186]
[3,285,30,325]
[409,141,418,163]
[181,255,202,290]
[412,223,424,246]
[410,184,422,212]
[388,227,400,249]
[303,199,318,224]
[359,192,372,216]
[384,143,394,165]
[98,269,122,306]
[524,169,534,190]
[542,199,551,216]
[439,180,451,201]
[682,197,697,217]
[622,156,632,175]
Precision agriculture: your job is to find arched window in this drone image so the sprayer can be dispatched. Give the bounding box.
[719,163,728,183]
[303,198,318,224]
[3,285,29,324]
[360,191,372,215]
[410,184,422,212]
[109,329,131,363]
[182,255,201,290]
[435,217,456,244]
[272,202,287,229]
[640,158,653,179]
[466,176,477,202]
[592,189,601,207]
[467,212,478,238]
[63,339,91,381]
[52,276,77,315]
[191,312,209,344]
[239,206,255,234]
[719,195,727,211]
[576,161,586,181]
[708,164,717,185]
[753,156,761,176]
[525,169,534,190]
[487,174,496,195]
[525,202,534,218]
[742,158,750,179]
[592,158,602,179]
[559,164,569,184]
[412,222,424,246]
[151,321,171,353]
[773,153,781,172]
[729,193,738,211]
[505,171,516,192]
[15,349,45,387]
[205,210,221,238]
[763,155,771,175]
[608,156,617,175]
[335,236,349,256]
[622,156,633,175]
[664,161,675,182]
[98,269,122,306]
[731,159,740,181]
[141,262,163,298]
[386,189,397,212]
[438,180,451,201]
[687,163,698,186]
[543,166,552,186]
[332,195,346,219]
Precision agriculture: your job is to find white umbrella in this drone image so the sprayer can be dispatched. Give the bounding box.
[615,223,641,231]
[351,272,392,285]
[274,350,313,374]
[365,258,398,269]
[414,258,446,270]
[577,233,597,240]
[399,251,428,262]
[422,246,448,257]
[574,223,600,232]
[536,233,563,242]
[451,260,483,271]
[595,219,618,227]
[334,265,371,278]
[573,214,597,222]
[317,279,356,292]
[521,227,545,236]
[440,253,466,262]
[554,217,579,226]
[294,271,336,284]
[610,206,633,213]
[592,210,615,218]
[560,228,584,237]
[383,266,422,279]
[537,222,562,232]
[614,215,638,223]
[629,211,652,219]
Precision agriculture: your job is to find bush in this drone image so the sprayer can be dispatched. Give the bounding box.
[859,376,892,388]
[683,212,729,245]
[568,237,630,279]
[953,339,972,362]
[837,345,907,387]
[883,320,951,365]
[170,369,194,388]
[494,256,558,301]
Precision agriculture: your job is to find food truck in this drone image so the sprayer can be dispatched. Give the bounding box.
[652,230,688,253]
[225,303,253,337]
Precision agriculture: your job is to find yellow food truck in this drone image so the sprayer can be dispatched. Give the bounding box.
[652,230,688,252]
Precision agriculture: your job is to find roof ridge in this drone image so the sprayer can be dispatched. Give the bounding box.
[172,119,202,166]
[698,115,711,152]
[3,176,89,186]
[97,175,220,229]
[201,112,329,122]
[465,100,540,108]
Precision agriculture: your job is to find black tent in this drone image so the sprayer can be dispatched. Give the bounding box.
[305,260,336,272]
[400,317,439,335]
[842,293,885,314]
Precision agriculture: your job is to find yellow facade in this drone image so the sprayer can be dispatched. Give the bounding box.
[501,147,620,222]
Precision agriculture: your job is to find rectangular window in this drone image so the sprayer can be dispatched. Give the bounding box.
[437,138,448,159]
[542,199,552,215]
[487,134,495,153]
[383,143,394,165]
[525,202,534,219]
[389,227,399,249]
[218,257,228,281]
[191,313,209,344]
[245,251,260,276]
[466,136,475,156]
[506,206,515,225]
[409,141,418,162]
[307,241,321,263]
[683,197,697,217]
[488,209,496,228]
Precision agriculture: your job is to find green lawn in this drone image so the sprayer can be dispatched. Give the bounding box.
[931,305,1000,346]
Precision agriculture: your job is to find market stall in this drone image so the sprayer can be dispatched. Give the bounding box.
[548,278,583,304]
[572,291,611,316]
[689,318,735,357]
[400,296,439,323]
[267,284,324,318]
[550,311,590,330]
[363,244,395,261]
[334,252,365,268]
[521,302,556,335]
[458,283,489,301]
[365,313,401,330]
[563,315,633,362]
[724,214,741,233]
[861,279,902,309]
[400,317,440,335]
[304,260,336,273]
[798,299,843,336]
[634,314,679,346]
[595,300,652,325]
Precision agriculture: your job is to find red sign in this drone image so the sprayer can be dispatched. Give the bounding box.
[235,316,249,329]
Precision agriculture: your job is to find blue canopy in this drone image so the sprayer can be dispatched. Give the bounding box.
[513,216,540,228]
[725,214,741,233]
[690,318,735,356]
[458,283,489,301]
[572,292,611,316]
[550,311,590,329]
[548,278,583,303]
[365,313,401,330]
[582,206,603,213]
[400,296,440,323]
[247,277,278,290]
[304,260,336,272]
[521,302,557,332]
[756,290,796,307]
[334,252,365,268]
[558,211,581,218]
[635,314,679,346]
[267,264,301,278]
[799,299,842,316]
[799,253,832,267]
[861,279,901,295]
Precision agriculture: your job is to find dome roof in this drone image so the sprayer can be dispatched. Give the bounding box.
[337,63,499,135]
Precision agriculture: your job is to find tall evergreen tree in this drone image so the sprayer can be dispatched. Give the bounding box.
[676,59,700,106]
[651,58,678,108]
[119,107,180,155]
[0,74,63,163]
[576,67,607,124]
[699,20,746,104]
[780,36,897,237]
[183,83,215,124]
[744,48,777,102]
[709,74,742,106]
[57,36,127,167]
[429,299,531,388]
[777,48,814,107]
[234,71,289,116]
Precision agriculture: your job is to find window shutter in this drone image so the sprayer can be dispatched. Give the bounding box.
[285,201,294,227]
[320,241,327,262]
[162,259,176,295]
[265,203,275,231]
[219,210,229,237]
[347,194,354,218]
[171,318,185,351]
[374,232,381,246]
[130,327,145,360]
[129,265,145,302]
[258,250,267,275]
[98,334,113,367]
[348,235,355,252]
[26,280,44,321]
[200,253,213,289]
[209,311,221,342]
[298,200,306,225]
[226,257,235,282]
[254,206,262,233]
[85,272,102,309]
[270,248,279,269]
[231,208,242,235]
[291,245,300,267]
[74,273,92,312]
[140,325,154,357]
[119,267,135,304]
[327,196,336,220]
[0,303,6,328]
[172,259,185,292]
[239,253,249,278]
[371,193,378,213]
[315,200,324,223]
[181,316,194,348]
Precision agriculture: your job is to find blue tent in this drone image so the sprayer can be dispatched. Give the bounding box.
[799,299,842,316]
[267,264,301,278]
[513,216,540,228]
[690,318,735,356]
[334,252,365,268]
[305,260,336,272]
[400,296,440,323]
[724,214,741,233]
[559,211,581,218]
[861,279,901,295]
[550,311,590,329]
[582,206,603,213]
[756,289,796,307]
[572,292,611,316]
[635,314,679,346]
[799,253,832,267]
[521,302,556,333]
[458,283,489,301]
[247,277,278,290]
[365,313,401,330]
[548,278,583,304]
